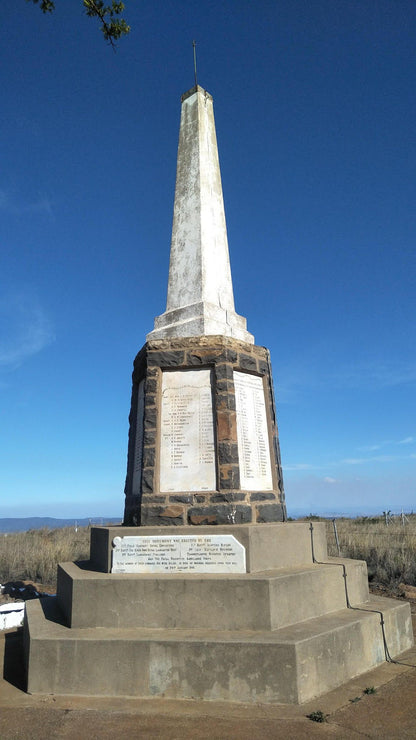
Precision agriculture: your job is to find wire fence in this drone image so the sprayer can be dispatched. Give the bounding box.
[316,515,416,587]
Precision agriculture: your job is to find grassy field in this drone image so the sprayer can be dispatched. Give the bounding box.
[0,526,90,589]
[325,514,416,588]
[0,515,415,591]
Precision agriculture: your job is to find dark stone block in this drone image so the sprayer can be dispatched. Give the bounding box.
[238,353,258,372]
[216,379,234,394]
[144,406,157,429]
[141,506,185,526]
[211,493,247,503]
[143,428,157,447]
[187,504,251,525]
[133,346,147,368]
[187,509,217,525]
[141,495,167,503]
[142,446,155,468]
[231,505,252,524]
[122,494,142,527]
[124,493,141,509]
[144,392,156,408]
[145,376,158,394]
[148,351,185,367]
[216,393,236,412]
[186,349,225,365]
[218,442,239,465]
[168,494,194,504]
[132,368,146,384]
[257,359,270,376]
[224,348,238,364]
[195,494,206,503]
[123,509,141,527]
[250,492,277,501]
[214,363,234,380]
[219,464,240,489]
[255,504,285,523]
[141,468,154,494]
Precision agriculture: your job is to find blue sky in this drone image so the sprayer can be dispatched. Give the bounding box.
[1,1,415,518]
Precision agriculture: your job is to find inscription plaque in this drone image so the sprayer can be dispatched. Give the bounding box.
[160,369,216,492]
[234,371,273,491]
[111,534,246,574]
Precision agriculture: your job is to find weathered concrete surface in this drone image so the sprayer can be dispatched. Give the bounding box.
[23,519,414,704]
[25,594,412,703]
[57,559,368,630]
[2,610,416,739]
[147,86,253,343]
[90,522,327,573]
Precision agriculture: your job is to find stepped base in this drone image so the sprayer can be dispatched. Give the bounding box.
[25,594,412,704]
[23,523,414,703]
[57,559,369,630]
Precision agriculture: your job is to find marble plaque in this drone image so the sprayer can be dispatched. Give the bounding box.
[111,534,246,574]
[160,369,216,492]
[234,371,273,491]
[132,379,145,495]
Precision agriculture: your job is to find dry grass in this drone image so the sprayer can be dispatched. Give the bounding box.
[325,514,416,588]
[0,526,90,590]
[1,516,416,592]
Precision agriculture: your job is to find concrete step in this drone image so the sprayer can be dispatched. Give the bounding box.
[25,594,413,704]
[89,522,328,573]
[57,558,369,630]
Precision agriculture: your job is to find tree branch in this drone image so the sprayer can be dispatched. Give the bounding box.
[83,1,130,50]
[26,0,131,48]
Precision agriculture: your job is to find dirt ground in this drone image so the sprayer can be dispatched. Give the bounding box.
[0,592,415,739]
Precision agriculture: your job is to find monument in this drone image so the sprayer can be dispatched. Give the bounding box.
[24,84,413,703]
[123,85,285,529]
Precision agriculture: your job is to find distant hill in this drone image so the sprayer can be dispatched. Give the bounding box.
[0,517,122,533]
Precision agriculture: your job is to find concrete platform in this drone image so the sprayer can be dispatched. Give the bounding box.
[3,611,416,739]
[25,593,412,704]
[89,522,328,573]
[57,558,369,630]
[23,523,414,704]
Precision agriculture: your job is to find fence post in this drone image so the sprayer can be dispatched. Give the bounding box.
[401,509,409,526]
[332,518,341,556]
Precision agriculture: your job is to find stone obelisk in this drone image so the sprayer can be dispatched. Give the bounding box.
[123,85,286,526]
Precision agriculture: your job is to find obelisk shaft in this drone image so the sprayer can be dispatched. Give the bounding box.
[147,86,253,343]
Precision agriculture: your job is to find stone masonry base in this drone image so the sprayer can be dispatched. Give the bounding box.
[123,336,286,527]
